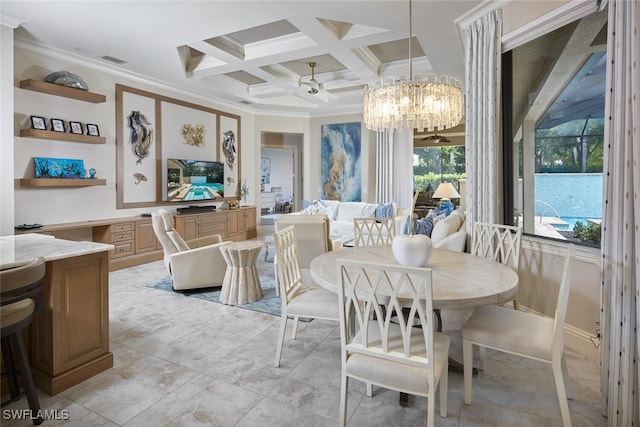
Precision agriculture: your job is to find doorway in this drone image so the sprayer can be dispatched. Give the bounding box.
[260,132,303,219]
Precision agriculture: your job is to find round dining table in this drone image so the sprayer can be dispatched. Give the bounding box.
[309,245,519,310]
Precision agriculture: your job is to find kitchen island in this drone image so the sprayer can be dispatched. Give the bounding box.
[0,234,114,395]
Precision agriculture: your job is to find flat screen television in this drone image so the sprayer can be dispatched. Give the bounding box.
[167,159,224,202]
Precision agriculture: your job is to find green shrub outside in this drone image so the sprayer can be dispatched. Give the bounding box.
[573,221,601,245]
[414,173,466,191]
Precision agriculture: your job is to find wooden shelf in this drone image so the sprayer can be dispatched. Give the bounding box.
[19,79,106,103]
[20,128,106,144]
[20,178,106,187]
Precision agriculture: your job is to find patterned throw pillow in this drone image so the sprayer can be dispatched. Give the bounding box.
[403,206,451,236]
[374,203,395,218]
[303,199,318,209]
[302,200,331,217]
[360,203,378,218]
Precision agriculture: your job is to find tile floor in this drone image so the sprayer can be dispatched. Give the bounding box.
[3,227,606,426]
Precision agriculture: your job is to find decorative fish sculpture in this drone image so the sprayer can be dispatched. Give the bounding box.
[223,130,236,170]
[133,172,147,185]
[128,111,153,164]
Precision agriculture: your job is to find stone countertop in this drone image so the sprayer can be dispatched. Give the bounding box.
[0,233,114,265]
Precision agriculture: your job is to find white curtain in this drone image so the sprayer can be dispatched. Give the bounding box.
[375,129,413,209]
[464,9,502,228]
[600,0,640,424]
[376,130,393,203]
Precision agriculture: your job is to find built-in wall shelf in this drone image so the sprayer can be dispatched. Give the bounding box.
[20,178,107,187]
[19,79,106,103]
[20,128,106,144]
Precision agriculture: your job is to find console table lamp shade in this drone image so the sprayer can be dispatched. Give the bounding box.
[433,182,460,209]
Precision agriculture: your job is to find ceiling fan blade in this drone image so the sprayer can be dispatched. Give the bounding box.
[421,134,450,143]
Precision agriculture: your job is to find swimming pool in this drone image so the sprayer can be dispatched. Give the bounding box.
[181,184,223,201]
[551,216,600,231]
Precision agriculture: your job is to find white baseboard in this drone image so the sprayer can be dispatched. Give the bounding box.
[520,306,601,362]
[565,323,601,362]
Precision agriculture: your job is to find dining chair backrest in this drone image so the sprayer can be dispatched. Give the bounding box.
[274,214,332,268]
[353,217,396,247]
[471,222,522,270]
[337,259,435,370]
[273,225,304,306]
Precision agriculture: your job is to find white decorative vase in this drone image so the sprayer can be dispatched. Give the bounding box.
[392,234,433,267]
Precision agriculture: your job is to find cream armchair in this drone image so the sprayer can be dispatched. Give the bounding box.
[151,209,231,291]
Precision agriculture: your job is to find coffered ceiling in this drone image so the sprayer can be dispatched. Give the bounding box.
[1,1,481,117]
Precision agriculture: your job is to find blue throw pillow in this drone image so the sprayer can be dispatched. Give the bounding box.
[375,203,394,218]
[402,205,453,236]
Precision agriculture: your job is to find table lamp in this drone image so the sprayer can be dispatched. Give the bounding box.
[432,182,460,210]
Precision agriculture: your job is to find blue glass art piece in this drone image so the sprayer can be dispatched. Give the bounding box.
[33,157,85,179]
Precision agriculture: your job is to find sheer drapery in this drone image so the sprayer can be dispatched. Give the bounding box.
[464,10,502,228]
[600,0,639,424]
[376,130,393,204]
[375,129,413,209]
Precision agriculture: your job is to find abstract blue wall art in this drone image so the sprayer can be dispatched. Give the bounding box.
[33,157,85,179]
[321,122,361,201]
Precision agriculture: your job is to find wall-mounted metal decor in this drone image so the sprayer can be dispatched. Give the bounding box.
[182,124,205,147]
[223,130,236,169]
[128,110,153,164]
[115,84,241,209]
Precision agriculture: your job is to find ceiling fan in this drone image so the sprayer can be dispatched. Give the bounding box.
[421,134,451,143]
[299,62,323,95]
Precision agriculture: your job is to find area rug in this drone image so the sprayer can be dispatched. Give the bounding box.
[145,243,283,318]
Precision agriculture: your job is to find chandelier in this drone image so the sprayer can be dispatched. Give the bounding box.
[363,0,463,132]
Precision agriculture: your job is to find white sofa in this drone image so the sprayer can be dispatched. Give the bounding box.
[430,208,467,252]
[292,200,408,245]
[291,200,467,251]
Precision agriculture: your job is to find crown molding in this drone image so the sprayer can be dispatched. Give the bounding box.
[501,0,600,52]
[0,11,27,29]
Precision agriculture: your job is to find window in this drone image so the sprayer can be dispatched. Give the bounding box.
[413,145,466,191]
[503,8,606,247]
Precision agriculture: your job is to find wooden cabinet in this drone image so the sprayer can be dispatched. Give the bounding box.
[31,251,113,395]
[93,218,163,271]
[135,221,161,253]
[108,221,135,259]
[240,206,257,232]
[174,207,257,243]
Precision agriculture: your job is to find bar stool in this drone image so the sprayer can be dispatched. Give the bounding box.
[1,257,46,425]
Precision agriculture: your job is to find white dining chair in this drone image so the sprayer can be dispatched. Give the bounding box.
[273,214,336,296]
[353,217,396,247]
[273,225,339,367]
[337,259,450,427]
[471,222,522,309]
[462,243,576,427]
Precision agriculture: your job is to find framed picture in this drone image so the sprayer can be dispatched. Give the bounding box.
[86,123,100,136]
[69,121,83,135]
[261,158,271,185]
[30,116,46,130]
[50,118,65,132]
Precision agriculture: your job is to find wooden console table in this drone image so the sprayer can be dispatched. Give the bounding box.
[0,234,114,395]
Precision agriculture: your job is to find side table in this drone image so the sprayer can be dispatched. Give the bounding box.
[219,240,264,305]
